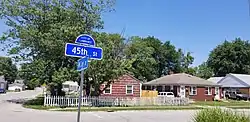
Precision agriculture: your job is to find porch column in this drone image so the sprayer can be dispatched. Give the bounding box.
[162,85,165,92]
[170,85,174,92]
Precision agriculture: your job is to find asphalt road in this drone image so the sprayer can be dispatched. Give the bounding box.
[0,89,249,122]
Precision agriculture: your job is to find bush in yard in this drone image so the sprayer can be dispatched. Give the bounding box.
[193,108,250,122]
[24,96,44,105]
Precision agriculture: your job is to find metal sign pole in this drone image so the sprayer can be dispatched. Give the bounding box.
[77,70,84,122]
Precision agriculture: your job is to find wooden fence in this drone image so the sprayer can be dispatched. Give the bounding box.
[44,95,189,107]
[141,90,158,97]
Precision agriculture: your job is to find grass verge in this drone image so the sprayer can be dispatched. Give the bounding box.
[227,106,250,109]
[191,100,250,106]
[23,105,202,111]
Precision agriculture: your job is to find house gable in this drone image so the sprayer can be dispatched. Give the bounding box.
[113,74,141,84]
[217,75,250,87]
[100,74,141,97]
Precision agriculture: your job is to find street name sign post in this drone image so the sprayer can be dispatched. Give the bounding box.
[65,34,102,122]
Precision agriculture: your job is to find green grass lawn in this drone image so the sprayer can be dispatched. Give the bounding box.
[191,100,250,107]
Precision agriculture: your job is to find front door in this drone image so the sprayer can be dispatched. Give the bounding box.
[180,86,186,98]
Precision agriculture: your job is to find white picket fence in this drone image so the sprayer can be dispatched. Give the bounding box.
[44,95,189,107]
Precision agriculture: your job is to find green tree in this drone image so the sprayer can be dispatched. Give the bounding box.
[124,36,157,81]
[0,56,17,83]
[194,62,213,79]
[124,36,194,81]
[85,32,126,96]
[207,38,250,76]
[0,0,114,95]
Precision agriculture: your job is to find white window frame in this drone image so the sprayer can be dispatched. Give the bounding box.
[103,84,112,94]
[126,85,133,94]
[205,87,212,95]
[189,86,197,95]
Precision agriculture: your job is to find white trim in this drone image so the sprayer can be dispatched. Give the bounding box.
[103,84,112,94]
[205,87,212,95]
[189,86,197,95]
[126,85,133,94]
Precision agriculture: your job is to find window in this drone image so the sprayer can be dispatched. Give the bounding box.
[126,85,133,94]
[189,86,197,95]
[205,87,212,95]
[63,85,69,89]
[104,84,112,94]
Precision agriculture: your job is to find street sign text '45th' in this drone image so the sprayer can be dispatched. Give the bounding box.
[65,43,102,60]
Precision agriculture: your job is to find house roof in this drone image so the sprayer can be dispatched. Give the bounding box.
[207,77,224,83]
[144,73,220,86]
[15,79,24,84]
[62,81,78,86]
[221,73,250,86]
[9,83,25,87]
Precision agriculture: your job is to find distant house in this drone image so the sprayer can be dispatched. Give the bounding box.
[0,76,7,93]
[143,73,222,101]
[8,82,25,91]
[100,74,142,97]
[217,73,250,96]
[62,81,79,93]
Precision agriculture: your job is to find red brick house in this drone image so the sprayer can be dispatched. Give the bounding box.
[143,73,222,101]
[100,74,142,97]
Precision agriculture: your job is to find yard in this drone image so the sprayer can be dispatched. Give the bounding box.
[191,100,250,109]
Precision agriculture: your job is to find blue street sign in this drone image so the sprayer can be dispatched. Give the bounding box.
[77,57,88,71]
[65,43,102,60]
[75,34,95,46]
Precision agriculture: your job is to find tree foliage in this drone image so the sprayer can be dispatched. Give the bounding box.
[125,36,194,82]
[0,0,114,95]
[193,62,213,79]
[84,32,126,96]
[0,56,17,83]
[207,38,250,76]
[0,0,195,96]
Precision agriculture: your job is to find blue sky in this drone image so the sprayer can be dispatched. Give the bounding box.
[1,0,250,66]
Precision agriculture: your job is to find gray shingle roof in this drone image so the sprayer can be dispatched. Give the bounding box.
[207,77,224,83]
[229,73,250,86]
[144,73,220,86]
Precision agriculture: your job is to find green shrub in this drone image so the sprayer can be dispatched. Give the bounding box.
[24,96,44,105]
[193,108,250,122]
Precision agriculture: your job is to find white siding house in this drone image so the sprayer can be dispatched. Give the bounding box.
[8,83,25,91]
[62,81,79,93]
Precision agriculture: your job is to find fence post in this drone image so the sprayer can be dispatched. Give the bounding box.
[43,94,46,106]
